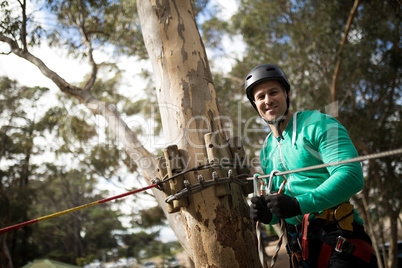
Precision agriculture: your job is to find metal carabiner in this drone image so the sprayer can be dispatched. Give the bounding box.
[253,174,260,197]
[267,169,288,195]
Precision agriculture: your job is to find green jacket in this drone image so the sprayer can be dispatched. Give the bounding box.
[260,110,364,226]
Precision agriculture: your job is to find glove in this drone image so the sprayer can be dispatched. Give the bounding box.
[266,194,302,219]
[250,195,272,224]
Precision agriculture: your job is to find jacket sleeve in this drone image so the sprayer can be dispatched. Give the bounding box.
[296,114,364,214]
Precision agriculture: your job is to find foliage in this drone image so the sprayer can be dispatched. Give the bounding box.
[0,77,49,267]
[0,0,45,48]
[46,0,147,58]
[0,77,169,266]
[203,1,401,266]
[31,167,123,262]
[132,205,167,229]
[209,0,401,194]
[121,231,162,260]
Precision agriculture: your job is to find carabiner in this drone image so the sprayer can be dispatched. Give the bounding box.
[253,174,260,197]
[267,170,288,195]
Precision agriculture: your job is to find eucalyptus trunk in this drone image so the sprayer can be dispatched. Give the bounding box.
[137,0,260,266]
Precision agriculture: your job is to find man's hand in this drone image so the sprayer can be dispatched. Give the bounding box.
[266,194,302,219]
[250,195,272,224]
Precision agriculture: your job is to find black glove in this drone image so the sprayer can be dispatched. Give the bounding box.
[266,194,302,219]
[250,195,272,224]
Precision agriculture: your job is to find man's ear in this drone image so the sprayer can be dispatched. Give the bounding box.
[286,90,291,101]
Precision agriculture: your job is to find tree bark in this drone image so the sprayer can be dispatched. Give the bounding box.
[138,0,260,267]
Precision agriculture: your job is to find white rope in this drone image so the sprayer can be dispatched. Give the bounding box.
[248,147,402,180]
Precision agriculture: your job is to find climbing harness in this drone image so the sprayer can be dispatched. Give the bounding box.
[318,235,374,267]
[315,203,355,232]
[280,201,376,268]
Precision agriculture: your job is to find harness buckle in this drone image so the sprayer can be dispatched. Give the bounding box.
[335,236,347,253]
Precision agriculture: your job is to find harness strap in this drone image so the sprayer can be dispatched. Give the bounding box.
[318,235,374,267]
[317,243,333,268]
[301,213,310,260]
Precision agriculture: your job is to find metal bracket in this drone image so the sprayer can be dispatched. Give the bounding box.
[165,169,248,203]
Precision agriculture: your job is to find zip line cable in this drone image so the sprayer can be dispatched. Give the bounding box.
[247,147,402,180]
[0,148,401,235]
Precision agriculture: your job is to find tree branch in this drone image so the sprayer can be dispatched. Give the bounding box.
[330,0,361,103]
[77,0,97,91]
[1,25,156,182]
[20,0,27,51]
[224,74,243,84]
[0,33,84,99]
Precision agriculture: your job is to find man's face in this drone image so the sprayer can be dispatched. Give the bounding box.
[252,80,288,123]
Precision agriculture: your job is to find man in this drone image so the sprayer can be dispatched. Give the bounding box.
[246,64,377,267]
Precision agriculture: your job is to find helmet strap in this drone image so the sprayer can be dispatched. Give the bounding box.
[263,94,289,140]
[264,114,286,140]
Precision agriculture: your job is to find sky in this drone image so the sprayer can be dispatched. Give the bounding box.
[0,0,243,243]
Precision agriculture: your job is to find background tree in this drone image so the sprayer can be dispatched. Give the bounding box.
[0,77,132,266]
[206,1,401,267]
[0,77,48,268]
[121,205,178,262]
[32,167,123,263]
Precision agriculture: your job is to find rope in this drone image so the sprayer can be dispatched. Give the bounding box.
[270,220,286,268]
[256,221,266,267]
[0,184,158,235]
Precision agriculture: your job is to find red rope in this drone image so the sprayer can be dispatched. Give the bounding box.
[0,183,158,235]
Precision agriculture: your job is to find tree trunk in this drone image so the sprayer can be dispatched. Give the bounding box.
[0,236,13,268]
[356,189,383,268]
[388,210,398,268]
[137,0,260,267]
